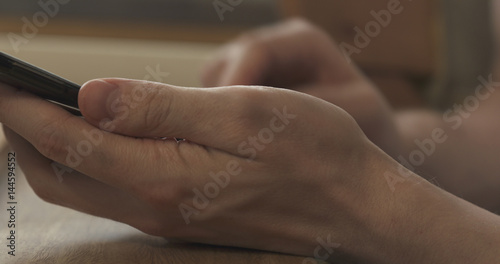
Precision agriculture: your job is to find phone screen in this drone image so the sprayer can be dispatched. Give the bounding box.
[0,52,81,114]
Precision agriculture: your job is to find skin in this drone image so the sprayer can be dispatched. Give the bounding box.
[202,19,500,213]
[1,20,500,263]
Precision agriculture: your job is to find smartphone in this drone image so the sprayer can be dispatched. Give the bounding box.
[0,52,81,115]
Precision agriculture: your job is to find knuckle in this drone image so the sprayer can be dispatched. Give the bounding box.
[236,32,268,54]
[35,120,69,161]
[244,40,269,58]
[126,145,192,212]
[285,18,331,42]
[135,180,186,211]
[231,87,272,121]
[287,17,315,31]
[236,30,261,45]
[201,58,227,86]
[139,84,172,134]
[211,87,276,139]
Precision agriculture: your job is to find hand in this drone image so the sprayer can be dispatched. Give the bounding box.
[1,79,499,263]
[202,18,357,89]
[202,19,402,157]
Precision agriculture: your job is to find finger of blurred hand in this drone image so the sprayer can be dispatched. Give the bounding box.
[201,43,268,87]
[201,18,362,89]
[201,52,227,87]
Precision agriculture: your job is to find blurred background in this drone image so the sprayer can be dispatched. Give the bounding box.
[0,2,496,261]
[0,0,494,111]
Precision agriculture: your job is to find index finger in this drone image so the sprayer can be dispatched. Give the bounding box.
[0,83,218,194]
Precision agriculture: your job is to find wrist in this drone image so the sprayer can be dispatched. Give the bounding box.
[368,152,500,263]
[322,144,500,263]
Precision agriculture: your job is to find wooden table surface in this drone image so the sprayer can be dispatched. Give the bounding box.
[0,132,307,264]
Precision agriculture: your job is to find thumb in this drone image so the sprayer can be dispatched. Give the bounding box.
[78,78,260,150]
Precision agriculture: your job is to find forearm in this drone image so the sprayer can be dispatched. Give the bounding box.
[387,166,500,264]
[314,148,500,263]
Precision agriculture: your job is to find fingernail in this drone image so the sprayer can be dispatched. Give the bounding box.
[79,80,119,122]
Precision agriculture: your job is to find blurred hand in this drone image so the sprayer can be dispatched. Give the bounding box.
[202,19,402,157]
[202,19,358,89]
[0,79,413,262]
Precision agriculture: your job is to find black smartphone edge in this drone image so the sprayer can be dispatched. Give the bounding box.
[0,52,81,115]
